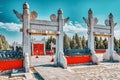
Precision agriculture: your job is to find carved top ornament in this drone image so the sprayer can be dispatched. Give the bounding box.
[92,18,98,25]
[58,8,63,14]
[88,8,93,18]
[50,14,57,22]
[109,13,113,20]
[64,17,69,23]
[30,11,38,20]
[83,9,98,27]
[88,9,93,15]
[50,13,69,25]
[13,10,23,22]
[13,2,38,22]
[13,10,38,21]
[13,2,69,26]
[105,19,109,26]
[105,13,117,27]
[23,2,29,9]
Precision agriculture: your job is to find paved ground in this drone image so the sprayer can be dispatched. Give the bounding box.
[31,55,120,80]
[0,68,43,80]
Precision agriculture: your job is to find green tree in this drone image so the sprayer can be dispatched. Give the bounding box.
[52,37,56,44]
[94,36,99,49]
[0,35,9,50]
[98,37,104,49]
[82,36,86,49]
[45,36,55,49]
[70,36,76,49]
[75,33,81,49]
[103,38,108,49]
[64,33,70,49]
[75,33,79,44]
[118,39,120,48]
[114,37,119,49]
[79,37,83,49]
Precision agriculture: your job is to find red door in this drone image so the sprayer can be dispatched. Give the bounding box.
[33,43,44,55]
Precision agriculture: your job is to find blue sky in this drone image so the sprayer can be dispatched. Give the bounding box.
[0,0,120,45]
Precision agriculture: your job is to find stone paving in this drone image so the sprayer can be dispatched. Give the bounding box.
[31,55,120,80]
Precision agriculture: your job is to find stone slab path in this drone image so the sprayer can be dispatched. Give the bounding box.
[31,55,120,80]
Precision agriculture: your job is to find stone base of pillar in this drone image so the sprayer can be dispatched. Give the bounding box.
[59,51,67,69]
[24,53,30,72]
[25,66,30,72]
[103,50,110,61]
[103,50,120,62]
[54,51,67,69]
[91,50,100,65]
[54,53,58,67]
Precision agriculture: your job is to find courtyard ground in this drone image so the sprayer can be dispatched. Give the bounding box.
[32,55,120,80]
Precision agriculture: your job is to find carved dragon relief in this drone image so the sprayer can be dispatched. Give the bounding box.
[83,17,98,27]
[30,11,38,20]
[14,8,68,25]
[50,14,57,22]
[63,17,69,25]
[105,19,109,26]
[13,10,38,22]
[50,14,69,26]
[92,17,98,26]
[13,10,23,22]
[105,13,117,27]
[109,13,117,27]
[83,9,98,35]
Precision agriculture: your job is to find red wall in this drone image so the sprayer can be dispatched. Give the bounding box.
[46,51,54,55]
[46,48,55,55]
[66,50,120,65]
[95,49,106,54]
[33,43,44,55]
[66,56,91,65]
[66,50,105,65]
[0,59,23,71]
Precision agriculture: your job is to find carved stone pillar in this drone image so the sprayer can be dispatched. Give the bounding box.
[54,9,67,68]
[109,13,114,54]
[83,9,99,64]
[23,2,30,72]
[103,13,120,62]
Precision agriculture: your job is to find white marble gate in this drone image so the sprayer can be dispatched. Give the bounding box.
[83,9,120,64]
[13,2,69,72]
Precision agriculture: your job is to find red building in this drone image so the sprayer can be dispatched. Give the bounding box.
[12,39,55,56]
[31,40,45,56]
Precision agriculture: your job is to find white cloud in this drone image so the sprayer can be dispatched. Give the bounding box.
[64,21,120,39]
[114,30,120,39]
[0,22,22,32]
[64,21,87,37]
[114,23,120,39]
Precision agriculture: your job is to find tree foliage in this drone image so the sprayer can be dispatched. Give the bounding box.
[64,33,70,49]
[45,34,120,50]
[0,35,9,50]
[45,36,56,49]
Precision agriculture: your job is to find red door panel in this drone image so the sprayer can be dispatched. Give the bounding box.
[33,43,44,55]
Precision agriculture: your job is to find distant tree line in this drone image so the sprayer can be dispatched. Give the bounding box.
[0,35,9,50]
[0,34,120,51]
[45,33,120,50]
[45,36,56,49]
